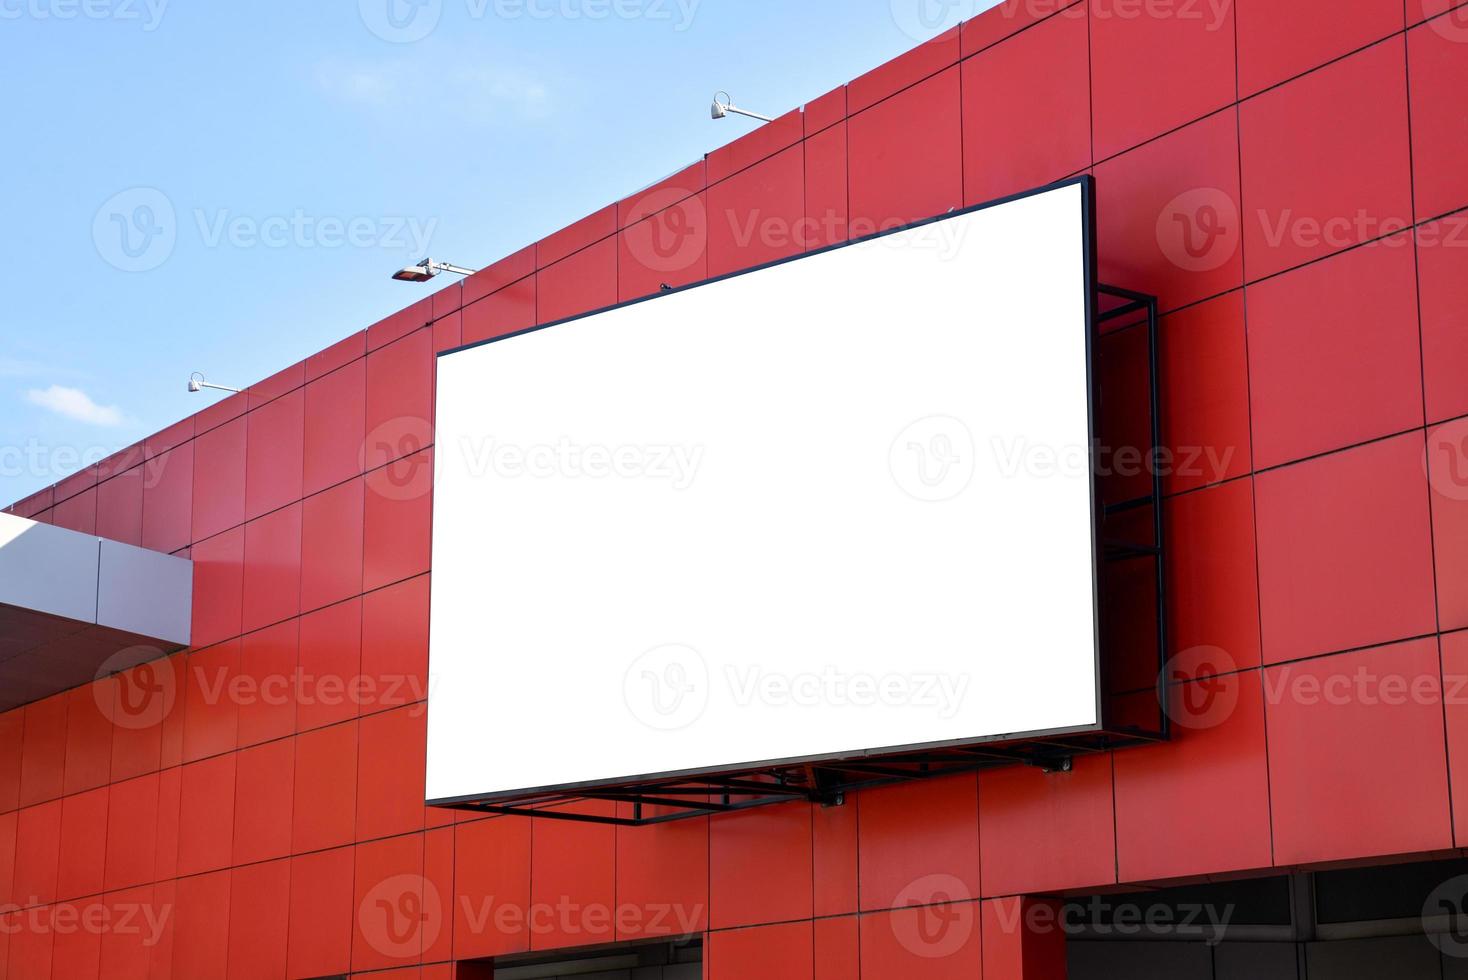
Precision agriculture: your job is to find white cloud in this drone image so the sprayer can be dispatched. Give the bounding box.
[315,55,554,121]
[25,385,127,427]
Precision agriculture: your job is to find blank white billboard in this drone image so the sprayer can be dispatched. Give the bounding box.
[427,180,1099,805]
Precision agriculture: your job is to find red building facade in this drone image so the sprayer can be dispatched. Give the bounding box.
[5,0,1468,976]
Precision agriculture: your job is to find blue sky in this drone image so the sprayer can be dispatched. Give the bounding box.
[0,0,1001,505]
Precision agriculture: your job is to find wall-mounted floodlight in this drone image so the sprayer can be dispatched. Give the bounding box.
[188,372,241,395]
[711,92,774,123]
[393,259,479,283]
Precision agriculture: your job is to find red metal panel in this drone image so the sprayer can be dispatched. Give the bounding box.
[813,797,858,917]
[538,205,617,268]
[191,528,244,650]
[814,915,859,980]
[296,598,364,732]
[1239,39,1413,281]
[51,487,96,536]
[305,330,366,382]
[1113,671,1273,881]
[981,898,1068,980]
[1246,236,1423,469]
[461,277,536,346]
[538,238,618,325]
[12,800,61,907]
[61,685,111,797]
[301,478,364,613]
[618,193,709,302]
[528,802,617,950]
[0,712,18,815]
[231,736,293,866]
[1095,109,1242,313]
[19,695,67,809]
[1255,433,1436,663]
[618,160,706,225]
[1419,217,1468,425]
[422,826,456,962]
[857,905,981,979]
[856,776,979,913]
[286,847,355,978]
[1265,639,1452,864]
[153,766,181,882]
[365,330,434,472]
[291,721,358,853]
[95,467,144,547]
[848,27,959,114]
[191,416,247,542]
[141,444,192,554]
[1443,631,1468,845]
[707,113,801,185]
[1236,0,1404,96]
[182,641,240,764]
[225,859,290,980]
[367,298,434,353]
[978,754,1117,897]
[961,10,1090,207]
[303,358,367,497]
[235,620,297,746]
[1429,418,1468,631]
[1158,293,1251,494]
[241,503,302,634]
[55,787,107,901]
[352,833,427,972]
[962,1,1080,57]
[707,920,813,980]
[176,754,236,876]
[709,804,813,929]
[804,122,848,250]
[803,86,847,135]
[171,870,230,980]
[104,774,159,893]
[356,705,427,842]
[1409,20,1468,221]
[359,574,430,714]
[707,148,804,279]
[453,817,532,960]
[97,885,156,980]
[613,811,709,941]
[847,67,963,231]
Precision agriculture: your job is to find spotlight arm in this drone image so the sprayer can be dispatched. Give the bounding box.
[424,260,478,277]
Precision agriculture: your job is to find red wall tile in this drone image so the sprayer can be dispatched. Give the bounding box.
[708,920,813,980]
[306,330,366,381]
[292,721,358,853]
[171,870,230,980]
[804,122,848,249]
[1429,417,1468,631]
[1442,631,1468,844]
[538,237,618,325]
[296,598,363,732]
[708,113,800,184]
[962,10,1090,206]
[454,817,532,960]
[1239,39,1413,281]
[287,847,355,978]
[978,754,1116,896]
[103,774,158,892]
[55,787,107,901]
[367,297,433,353]
[618,193,709,301]
[363,449,433,593]
[1418,217,1468,425]
[1114,671,1273,881]
[241,503,302,633]
[360,574,430,714]
[1159,293,1252,493]
[231,737,294,866]
[710,804,812,929]
[1090,0,1236,160]
[225,859,289,980]
[95,468,144,547]
[1246,236,1423,468]
[244,388,303,521]
[1164,478,1263,676]
[1095,110,1242,313]
[813,800,858,917]
[848,67,963,230]
[352,833,427,972]
[303,358,367,497]
[301,478,364,613]
[538,205,616,267]
[848,27,958,114]
[857,776,979,912]
[182,640,240,763]
[191,417,246,542]
[236,619,297,747]
[12,801,61,907]
[51,487,96,535]
[1255,433,1437,663]
[1236,0,1403,95]
[815,915,858,980]
[0,712,19,814]
[1265,639,1451,864]
[858,905,981,979]
[356,705,427,841]
[614,813,709,940]
[461,276,536,346]
[365,329,434,471]
[707,147,805,278]
[61,685,111,797]
[176,754,236,876]
[141,444,192,554]
[529,803,617,950]
[19,695,67,809]
[1409,20,1468,221]
[190,528,244,649]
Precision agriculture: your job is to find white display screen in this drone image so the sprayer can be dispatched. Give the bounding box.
[426,180,1099,805]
